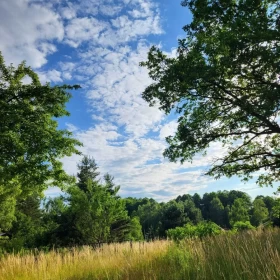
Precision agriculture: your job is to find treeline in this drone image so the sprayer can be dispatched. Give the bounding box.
[126,188,280,239]
[1,155,280,253]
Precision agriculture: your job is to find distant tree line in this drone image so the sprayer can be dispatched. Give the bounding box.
[125,188,280,239]
[1,155,280,253]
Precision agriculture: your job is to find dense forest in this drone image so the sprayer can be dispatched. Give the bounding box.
[1,154,279,254]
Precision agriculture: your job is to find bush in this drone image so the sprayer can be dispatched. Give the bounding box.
[167,222,222,241]
[232,221,255,232]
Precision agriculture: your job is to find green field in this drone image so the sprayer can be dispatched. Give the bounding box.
[1,229,280,280]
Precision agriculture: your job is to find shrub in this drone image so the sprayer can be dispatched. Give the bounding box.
[232,221,255,232]
[167,221,222,241]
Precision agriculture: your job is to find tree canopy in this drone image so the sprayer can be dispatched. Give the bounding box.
[0,54,81,230]
[0,54,81,192]
[141,0,280,187]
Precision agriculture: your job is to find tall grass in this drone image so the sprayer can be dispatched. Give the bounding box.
[0,240,171,280]
[182,228,280,280]
[1,229,280,279]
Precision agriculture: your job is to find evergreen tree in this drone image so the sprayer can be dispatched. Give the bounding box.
[68,181,129,244]
[77,156,100,192]
[103,173,120,196]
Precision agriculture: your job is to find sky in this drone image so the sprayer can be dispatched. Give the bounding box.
[0,0,278,201]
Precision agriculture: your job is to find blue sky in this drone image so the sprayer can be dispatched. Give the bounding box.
[1,0,277,201]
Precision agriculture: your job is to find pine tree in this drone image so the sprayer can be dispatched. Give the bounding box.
[77,156,100,192]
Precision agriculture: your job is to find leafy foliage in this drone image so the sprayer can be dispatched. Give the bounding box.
[209,197,226,227]
[0,54,81,230]
[251,198,269,226]
[232,221,255,232]
[229,198,250,226]
[167,221,222,241]
[141,0,280,187]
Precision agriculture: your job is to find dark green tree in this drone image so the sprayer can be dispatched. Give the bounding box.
[216,191,229,207]
[272,198,280,226]
[141,0,280,188]
[182,198,202,224]
[209,197,226,227]
[251,198,269,226]
[227,191,251,207]
[201,192,217,219]
[192,193,202,209]
[68,180,130,244]
[255,195,276,214]
[161,201,187,233]
[41,196,79,247]
[135,200,162,239]
[124,197,153,217]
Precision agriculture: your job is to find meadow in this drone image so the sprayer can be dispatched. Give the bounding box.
[1,229,280,280]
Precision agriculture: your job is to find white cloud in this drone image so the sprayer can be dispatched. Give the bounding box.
[60,6,76,20]
[62,0,162,48]
[1,0,230,201]
[38,69,62,83]
[55,0,222,200]
[0,0,64,68]
[66,123,79,132]
[65,17,109,47]
[159,121,178,140]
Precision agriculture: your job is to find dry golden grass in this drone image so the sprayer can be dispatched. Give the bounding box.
[0,240,171,280]
[1,229,280,280]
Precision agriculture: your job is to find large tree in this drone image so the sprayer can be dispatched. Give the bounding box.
[0,54,81,230]
[141,0,280,187]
